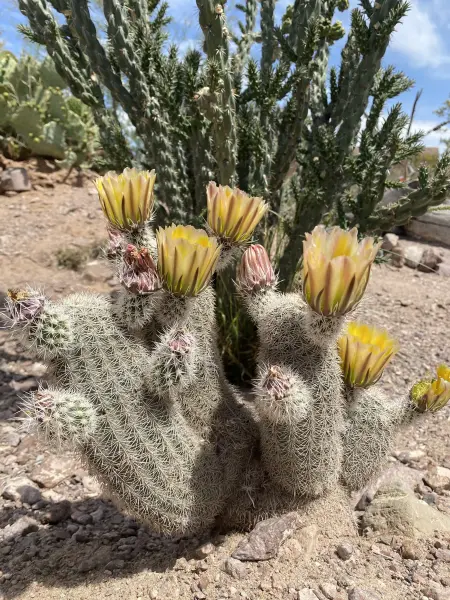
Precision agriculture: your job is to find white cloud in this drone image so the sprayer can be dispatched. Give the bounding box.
[390,0,450,68]
[409,119,448,152]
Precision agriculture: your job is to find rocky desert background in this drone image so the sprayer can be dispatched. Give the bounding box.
[0,158,449,600]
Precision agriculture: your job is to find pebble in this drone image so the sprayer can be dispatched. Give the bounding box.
[71,510,93,525]
[90,506,104,523]
[319,582,338,599]
[395,449,426,464]
[400,542,422,560]
[336,543,354,560]
[348,590,381,600]
[298,590,317,600]
[222,557,248,580]
[105,559,125,571]
[194,542,215,559]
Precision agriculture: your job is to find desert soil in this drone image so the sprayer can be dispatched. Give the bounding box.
[0,159,449,600]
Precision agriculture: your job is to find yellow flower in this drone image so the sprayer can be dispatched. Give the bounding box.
[94,167,156,230]
[338,322,399,388]
[302,226,381,316]
[207,181,268,244]
[410,365,450,413]
[156,225,221,296]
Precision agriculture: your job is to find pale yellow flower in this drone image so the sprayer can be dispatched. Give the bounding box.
[207,181,268,244]
[338,322,399,388]
[302,225,381,316]
[410,364,450,413]
[156,225,221,296]
[94,167,156,230]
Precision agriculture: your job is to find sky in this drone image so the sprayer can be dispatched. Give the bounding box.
[1,0,450,151]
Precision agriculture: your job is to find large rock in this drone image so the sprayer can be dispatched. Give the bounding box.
[232,512,301,561]
[0,167,31,192]
[31,454,78,488]
[354,463,424,510]
[361,483,450,538]
[404,245,424,269]
[405,206,450,247]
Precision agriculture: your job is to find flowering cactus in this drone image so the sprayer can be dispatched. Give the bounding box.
[302,226,381,316]
[156,225,221,296]
[94,168,156,231]
[5,171,449,534]
[338,322,399,388]
[411,365,450,413]
[207,182,268,244]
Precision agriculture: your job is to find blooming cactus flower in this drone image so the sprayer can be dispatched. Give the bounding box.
[237,244,276,293]
[94,168,156,231]
[5,289,45,325]
[338,322,399,388]
[302,226,381,316]
[156,225,221,296]
[410,365,450,413]
[119,244,161,295]
[207,182,268,244]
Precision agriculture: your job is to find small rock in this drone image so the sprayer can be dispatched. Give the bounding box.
[404,245,423,269]
[298,590,317,600]
[198,574,210,591]
[194,542,215,559]
[90,506,104,523]
[400,541,421,560]
[336,542,354,561]
[1,426,21,447]
[418,248,443,273]
[381,233,399,252]
[81,475,101,495]
[0,516,39,542]
[105,559,125,571]
[295,524,319,561]
[319,582,338,599]
[78,547,111,573]
[0,167,31,192]
[436,549,450,563]
[423,585,450,600]
[347,589,381,600]
[2,476,42,505]
[222,557,248,580]
[395,449,425,464]
[10,377,38,392]
[390,244,405,268]
[424,467,450,494]
[71,510,93,525]
[232,512,301,561]
[41,500,71,524]
[31,455,77,488]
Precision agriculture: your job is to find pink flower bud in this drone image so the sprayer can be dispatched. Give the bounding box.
[237,244,276,293]
[168,332,194,355]
[119,245,161,294]
[106,226,126,259]
[5,289,45,325]
[261,366,292,400]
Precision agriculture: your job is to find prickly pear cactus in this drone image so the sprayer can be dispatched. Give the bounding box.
[5,169,450,535]
[0,50,97,164]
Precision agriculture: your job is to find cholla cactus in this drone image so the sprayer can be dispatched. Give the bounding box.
[6,171,449,534]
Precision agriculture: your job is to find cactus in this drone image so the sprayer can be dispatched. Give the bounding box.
[18,0,449,232]
[0,50,100,165]
[6,169,450,535]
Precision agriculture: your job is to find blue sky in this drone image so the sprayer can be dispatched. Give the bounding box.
[2,0,450,150]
